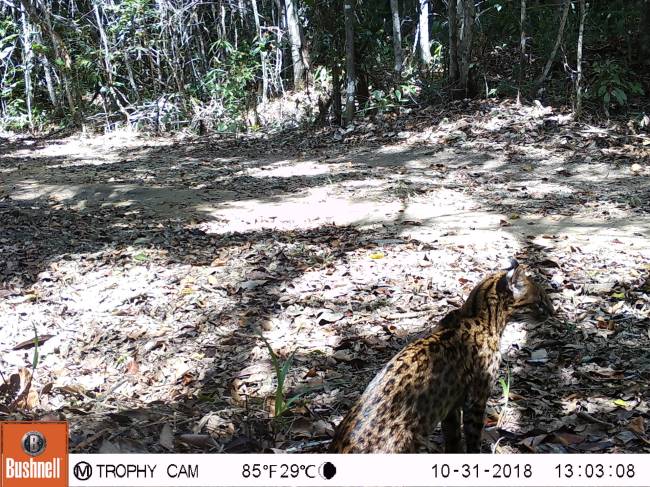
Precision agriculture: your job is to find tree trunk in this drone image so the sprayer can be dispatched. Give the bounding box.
[41,55,58,107]
[343,0,356,125]
[332,63,342,125]
[284,0,305,89]
[575,0,587,118]
[390,0,403,74]
[448,0,459,87]
[123,52,139,100]
[458,0,475,97]
[516,0,526,105]
[251,0,269,102]
[535,0,569,89]
[20,4,33,130]
[419,0,431,65]
[93,1,113,87]
[272,0,287,94]
[298,20,312,85]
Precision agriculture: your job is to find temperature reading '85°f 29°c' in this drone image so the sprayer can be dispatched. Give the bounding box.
[241,463,320,480]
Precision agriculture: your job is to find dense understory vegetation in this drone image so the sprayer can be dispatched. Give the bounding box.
[0,0,648,132]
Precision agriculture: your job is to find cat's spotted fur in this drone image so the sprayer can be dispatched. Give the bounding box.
[329,260,553,453]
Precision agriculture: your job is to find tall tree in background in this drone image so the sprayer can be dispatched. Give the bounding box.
[390,0,403,74]
[448,0,459,87]
[448,0,474,97]
[284,0,307,89]
[458,0,475,96]
[419,0,431,65]
[343,0,356,125]
[535,0,570,90]
[309,0,343,124]
[251,0,269,102]
[516,0,527,105]
[575,0,587,118]
[19,2,32,130]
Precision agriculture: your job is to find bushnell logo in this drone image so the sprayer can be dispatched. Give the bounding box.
[21,431,47,456]
[1,421,68,487]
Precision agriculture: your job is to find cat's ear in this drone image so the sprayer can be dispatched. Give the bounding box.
[506,264,527,299]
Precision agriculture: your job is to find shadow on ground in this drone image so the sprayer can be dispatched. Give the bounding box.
[1,106,649,453]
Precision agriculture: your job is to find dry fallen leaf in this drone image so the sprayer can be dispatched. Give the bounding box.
[13,334,55,350]
[628,416,646,436]
[159,423,175,450]
[332,350,355,362]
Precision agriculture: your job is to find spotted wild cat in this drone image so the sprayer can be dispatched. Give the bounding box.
[328,259,554,453]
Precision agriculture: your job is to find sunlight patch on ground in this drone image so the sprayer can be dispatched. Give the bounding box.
[523,181,575,196]
[481,157,509,171]
[199,184,403,233]
[248,159,333,178]
[55,255,173,314]
[523,216,650,250]
[4,133,164,165]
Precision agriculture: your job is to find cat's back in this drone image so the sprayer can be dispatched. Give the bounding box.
[328,328,464,453]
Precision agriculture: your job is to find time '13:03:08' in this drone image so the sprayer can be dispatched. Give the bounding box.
[555,464,635,478]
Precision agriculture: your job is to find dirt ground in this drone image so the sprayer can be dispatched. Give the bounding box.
[1,101,649,453]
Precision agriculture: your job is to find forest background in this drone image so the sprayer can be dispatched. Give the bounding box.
[0,0,648,132]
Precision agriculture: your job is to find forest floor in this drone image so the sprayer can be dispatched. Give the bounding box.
[1,100,650,454]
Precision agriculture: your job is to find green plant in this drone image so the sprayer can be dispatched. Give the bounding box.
[362,81,417,114]
[258,334,301,417]
[200,38,261,127]
[590,60,644,115]
[30,323,40,370]
[496,367,510,428]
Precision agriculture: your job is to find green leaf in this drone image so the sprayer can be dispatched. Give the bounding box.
[32,323,40,369]
[31,43,48,55]
[611,292,625,299]
[258,333,298,417]
[613,399,628,407]
[612,88,627,105]
[132,252,149,262]
[0,33,19,43]
[498,377,509,394]
[629,83,644,95]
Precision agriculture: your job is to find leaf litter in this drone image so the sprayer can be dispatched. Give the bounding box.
[0,100,649,453]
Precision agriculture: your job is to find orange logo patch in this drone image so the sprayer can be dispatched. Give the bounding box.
[1,422,68,487]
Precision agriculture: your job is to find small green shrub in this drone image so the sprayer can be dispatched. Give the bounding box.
[589,60,644,115]
[362,80,417,114]
[258,334,301,417]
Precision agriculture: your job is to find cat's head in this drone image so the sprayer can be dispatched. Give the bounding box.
[505,259,555,319]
